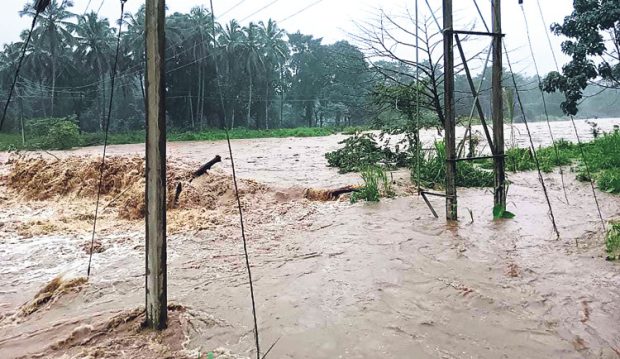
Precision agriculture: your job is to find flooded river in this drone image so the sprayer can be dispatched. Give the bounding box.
[0,118,619,358]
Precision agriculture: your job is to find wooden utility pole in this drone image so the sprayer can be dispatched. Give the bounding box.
[145,0,167,330]
[443,0,457,220]
[492,0,506,209]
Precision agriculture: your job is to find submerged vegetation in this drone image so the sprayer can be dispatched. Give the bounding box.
[350,166,394,203]
[325,134,494,189]
[326,125,620,194]
[500,130,620,194]
[606,222,620,261]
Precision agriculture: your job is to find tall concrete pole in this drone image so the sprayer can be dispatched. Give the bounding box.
[145,0,167,330]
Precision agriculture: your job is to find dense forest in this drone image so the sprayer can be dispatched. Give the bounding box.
[0,0,618,136]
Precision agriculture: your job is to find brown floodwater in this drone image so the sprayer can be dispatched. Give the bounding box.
[0,118,619,358]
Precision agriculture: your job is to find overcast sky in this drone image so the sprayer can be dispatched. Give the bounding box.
[0,0,574,75]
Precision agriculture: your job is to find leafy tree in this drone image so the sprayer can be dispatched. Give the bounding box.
[543,0,620,115]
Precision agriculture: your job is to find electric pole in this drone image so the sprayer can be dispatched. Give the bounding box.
[145,0,167,330]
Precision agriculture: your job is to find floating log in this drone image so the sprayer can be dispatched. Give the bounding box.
[304,185,360,201]
[191,155,222,181]
[174,155,222,207]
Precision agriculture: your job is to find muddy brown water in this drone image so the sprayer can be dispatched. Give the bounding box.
[0,118,619,358]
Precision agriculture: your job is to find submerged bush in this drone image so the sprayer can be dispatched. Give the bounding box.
[44,120,81,150]
[411,141,494,189]
[326,133,404,173]
[606,222,620,261]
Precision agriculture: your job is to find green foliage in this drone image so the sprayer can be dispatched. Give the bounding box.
[0,127,336,151]
[43,120,81,150]
[411,141,494,189]
[606,222,620,261]
[26,117,78,138]
[500,144,573,173]
[492,204,515,220]
[325,133,404,173]
[487,131,620,194]
[597,169,620,194]
[541,1,620,115]
[351,166,394,203]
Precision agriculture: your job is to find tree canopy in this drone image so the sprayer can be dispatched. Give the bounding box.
[543,0,620,115]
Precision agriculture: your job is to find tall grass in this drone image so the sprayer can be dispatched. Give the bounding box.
[351,166,394,203]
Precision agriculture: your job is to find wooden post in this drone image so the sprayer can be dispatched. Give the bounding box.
[443,0,457,220]
[492,0,506,209]
[145,0,167,330]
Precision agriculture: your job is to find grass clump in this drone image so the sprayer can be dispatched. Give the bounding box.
[351,166,394,203]
[606,222,620,261]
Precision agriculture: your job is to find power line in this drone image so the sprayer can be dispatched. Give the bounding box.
[519,4,569,205]
[87,0,127,278]
[239,0,281,23]
[219,0,248,18]
[211,1,261,358]
[534,0,606,231]
[278,0,326,24]
[83,0,94,14]
[0,0,49,131]
[504,41,560,239]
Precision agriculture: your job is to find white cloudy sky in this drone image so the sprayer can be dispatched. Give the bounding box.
[0,0,574,75]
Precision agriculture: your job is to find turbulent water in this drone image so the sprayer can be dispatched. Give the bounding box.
[0,118,619,358]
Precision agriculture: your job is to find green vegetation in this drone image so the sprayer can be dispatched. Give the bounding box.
[493,204,515,220]
[542,1,620,115]
[0,126,342,151]
[325,133,406,174]
[411,141,495,189]
[606,222,620,261]
[44,120,80,150]
[497,131,620,194]
[350,167,394,203]
[326,135,494,189]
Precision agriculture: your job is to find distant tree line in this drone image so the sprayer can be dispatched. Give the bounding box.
[0,0,617,136]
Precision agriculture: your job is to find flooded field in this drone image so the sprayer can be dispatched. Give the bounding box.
[0,118,619,358]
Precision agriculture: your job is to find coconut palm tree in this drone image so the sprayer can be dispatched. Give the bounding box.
[258,19,288,129]
[20,0,75,116]
[218,20,245,127]
[70,12,115,129]
[243,22,264,128]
